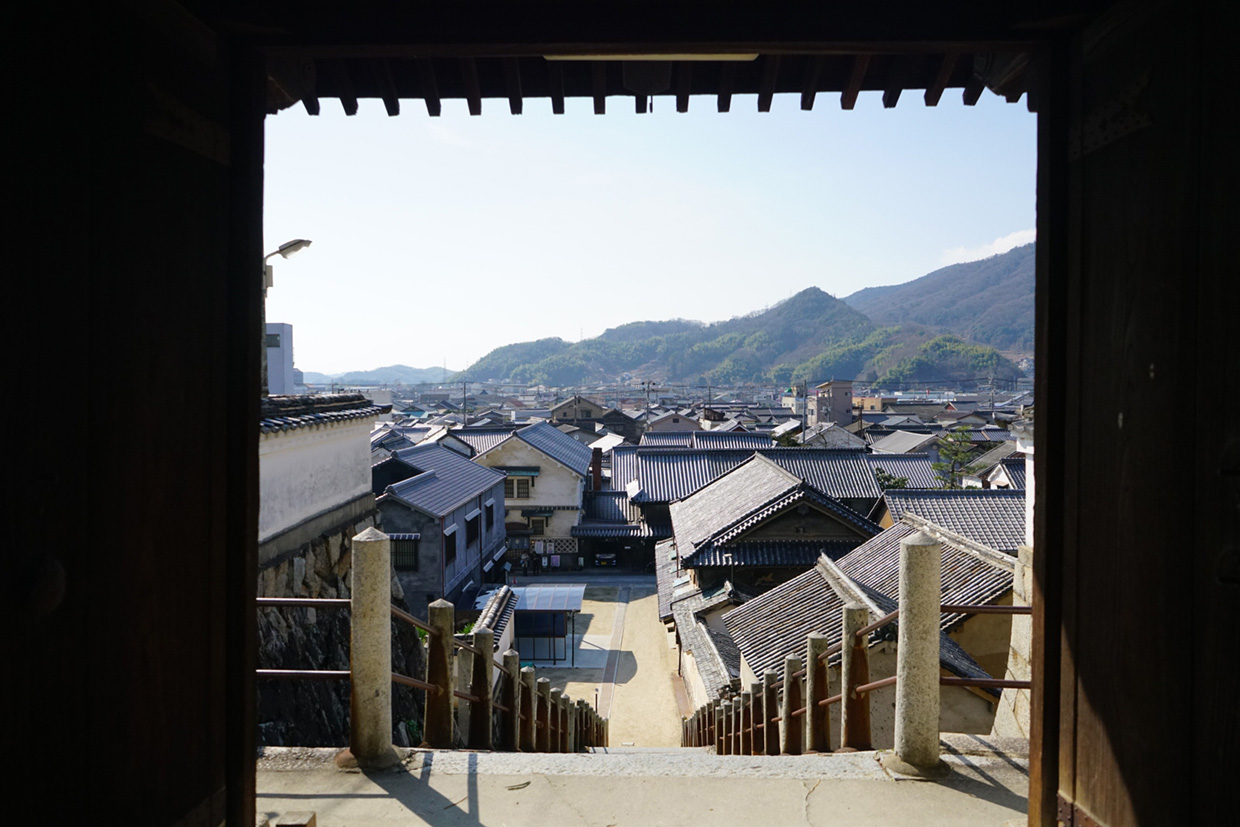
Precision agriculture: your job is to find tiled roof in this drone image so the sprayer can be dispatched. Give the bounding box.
[627,447,882,504]
[641,432,693,448]
[448,426,517,456]
[674,597,740,698]
[864,454,942,489]
[475,585,519,644]
[691,431,773,450]
[571,490,651,538]
[513,421,593,477]
[722,536,1004,685]
[383,443,506,517]
[683,539,857,568]
[669,455,803,555]
[869,430,939,454]
[880,489,1026,553]
[260,393,390,433]
[998,457,1027,489]
[968,441,1020,471]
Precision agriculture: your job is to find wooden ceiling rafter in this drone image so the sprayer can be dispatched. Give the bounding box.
[503,57,523,115]
[416,58,442,116]
[327,58,359,115]
[591,61,606,114]
[717,62,736,113]
[840,54,869,110]
[372,58,400,116]
[675,61,692,113]
[925,51,959,106]
[800,55,824,111]
[460,57,483,115]
[757,55,780,112]
[547,60,566,114]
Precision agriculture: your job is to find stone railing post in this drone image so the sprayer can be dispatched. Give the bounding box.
[762,672,779,756]
[468,627,494,750]
[805,632,831,753]
[576,699,588,750]
[561,695,572,752]
[536,678,552,752]
[885,530,949,778]
[781,655,804,755]
[720,700,733,755]
[841,603,873,751]
[519,667,537,751]
[339,527,399,768]
[502,650,521,751]
[748,681,762,754]
[422,599,456,748]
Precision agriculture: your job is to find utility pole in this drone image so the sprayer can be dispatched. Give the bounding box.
[462,379,468,426]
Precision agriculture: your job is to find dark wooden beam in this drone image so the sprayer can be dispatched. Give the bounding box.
[547,60,566,114]
[592,61,606,114]
[372,58,400,116]
[635,94,647,114]
[416,58,441,116]
[962,70,985,105]
[717,62,736,113]
[327,59,358,115]
[301,96,320,115]
[882,86,902,108]
[676,61,692,113]
[924,51,958,106]
[758,55,780,112]
[503,57,523,114]
[841,54,869,109]
[242,2,1088,58]
[800,55,824,110]
[460,57,482,115]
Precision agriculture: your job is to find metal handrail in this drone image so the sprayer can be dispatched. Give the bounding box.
[393,672,439,694]
[391,604,437,636]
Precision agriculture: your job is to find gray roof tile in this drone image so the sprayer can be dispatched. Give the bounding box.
[513,421,593,477]
[384,443,506,517]
[881,489,1026,552]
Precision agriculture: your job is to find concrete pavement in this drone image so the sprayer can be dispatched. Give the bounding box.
[257,735,1029,826]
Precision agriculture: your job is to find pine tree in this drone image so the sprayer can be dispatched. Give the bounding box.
[932,426,978,489]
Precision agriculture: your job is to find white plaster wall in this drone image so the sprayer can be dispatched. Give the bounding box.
[476,438,584,540]
[259,418,373,543]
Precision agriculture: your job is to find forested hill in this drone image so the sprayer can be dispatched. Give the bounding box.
[460,285,1022,389]
[843,243,1035,354]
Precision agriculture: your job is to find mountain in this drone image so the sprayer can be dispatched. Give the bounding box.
[459,286,1021,388]
[843,243,1035,354]
[301,365,455,385]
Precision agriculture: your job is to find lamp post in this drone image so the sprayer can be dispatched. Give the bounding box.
[261,239,312,396]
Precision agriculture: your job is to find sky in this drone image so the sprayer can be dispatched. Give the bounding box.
[264,89,1035,376]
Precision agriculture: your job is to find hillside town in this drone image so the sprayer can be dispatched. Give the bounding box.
[256,367,1037,764]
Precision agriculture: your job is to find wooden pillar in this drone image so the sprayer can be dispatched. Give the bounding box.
[762,672,779,756]
[740,690,753,755]
[536,678,551,752]
[468,627,494,750]
[841,604,873,751]
[519,667,537,751]
[422,599,456,748]
[781,655,804,755]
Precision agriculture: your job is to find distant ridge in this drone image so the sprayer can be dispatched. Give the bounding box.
[302,365,455,385]
[843,243,1035,354]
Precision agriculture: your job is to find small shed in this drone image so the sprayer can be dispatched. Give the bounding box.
[511,584,587,665]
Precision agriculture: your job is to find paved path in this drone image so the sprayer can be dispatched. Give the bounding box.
[595,586,630,718]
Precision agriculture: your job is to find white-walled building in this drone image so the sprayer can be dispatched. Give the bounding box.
[265,322,295,395]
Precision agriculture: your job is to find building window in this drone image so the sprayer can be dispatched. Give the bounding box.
[443,530,457,567]
[485,501,495,531]
[505,477,531,499]
[392,537,419,571]
[529,517,546,536]
[466,514,480,548]
[265,333,281,348]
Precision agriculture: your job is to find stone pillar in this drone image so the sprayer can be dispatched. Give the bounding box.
[549,688,563,753]
[805,632,831,753]
[468,627,494,750]
[422,599,457,748]
[748,681,762,754]
[885,531,949,778]
[739,690,753,755]
[339,527,399,768]
[841,603,873,751]
[519,667,537,751]
[781,655,803,755]
[720,700,733,755]
[762,672,779,756]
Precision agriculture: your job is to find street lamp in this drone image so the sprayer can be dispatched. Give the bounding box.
[263,238,312,290]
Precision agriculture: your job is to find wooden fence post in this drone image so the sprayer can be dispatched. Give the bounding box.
[749,681,763,754]
[806,632,831,753]
[782,655,804,755]
[520,666,537,751]
[502,650,520,751]
[548,686,562,752]
[536,678,551,752]
[762,672,779,756]
[841,603,873,751]
[740,690,753,755]
[469,627,494,750]
[422,599,456,748]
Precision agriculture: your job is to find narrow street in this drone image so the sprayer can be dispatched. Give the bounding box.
[517,574,683,748]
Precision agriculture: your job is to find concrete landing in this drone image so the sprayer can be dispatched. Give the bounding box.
[257,735,1029,826]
